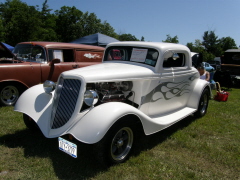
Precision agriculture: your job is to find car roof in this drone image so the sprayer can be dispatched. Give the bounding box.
[18,42,105,51]
[107,41,190,52]
[225,49,240,53]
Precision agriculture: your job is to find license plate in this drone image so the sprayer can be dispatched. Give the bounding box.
[58,137,77,158]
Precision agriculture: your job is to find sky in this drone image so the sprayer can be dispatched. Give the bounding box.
[3,0,240,47]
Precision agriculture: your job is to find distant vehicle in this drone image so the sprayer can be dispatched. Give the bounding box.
[0,42,104,106]
[208,60,221,70]
[202,62,215,72]
[221,49,240,77]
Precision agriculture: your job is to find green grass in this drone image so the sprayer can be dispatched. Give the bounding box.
[0,89,240,180]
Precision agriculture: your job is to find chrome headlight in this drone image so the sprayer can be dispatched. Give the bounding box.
[43,80,56,94]
[84,90,99,106]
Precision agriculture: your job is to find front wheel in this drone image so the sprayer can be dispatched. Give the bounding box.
[23,114,41,132]
[0,84,21,106]
[194,88,210,118]
[110,127,133,162]
[98,120,135,165]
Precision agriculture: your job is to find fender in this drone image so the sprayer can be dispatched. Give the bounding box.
[187,79,210,109]
[0,79,29,88]
[14,84,53,136]
[66,102,143,144]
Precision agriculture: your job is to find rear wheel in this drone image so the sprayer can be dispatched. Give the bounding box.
[194,88,210,118]
[0,83,22,106]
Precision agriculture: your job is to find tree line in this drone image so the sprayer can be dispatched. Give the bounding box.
[0,0,139,46]
[163,33,238,61]
[0,0,238,61]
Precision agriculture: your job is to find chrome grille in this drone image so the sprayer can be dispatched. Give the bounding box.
[51,79,81,129]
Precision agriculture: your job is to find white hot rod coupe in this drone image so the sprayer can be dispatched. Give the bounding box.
[15,42,210,164]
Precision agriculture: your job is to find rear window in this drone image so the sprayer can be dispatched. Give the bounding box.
[104,46,159,67]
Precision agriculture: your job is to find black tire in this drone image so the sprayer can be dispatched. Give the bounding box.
[23,113,41,132]
[0,83,22,106]
[97,119,135,165]
[194,88,210,118]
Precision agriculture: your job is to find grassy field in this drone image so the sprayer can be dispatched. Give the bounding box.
[0,89,240,180]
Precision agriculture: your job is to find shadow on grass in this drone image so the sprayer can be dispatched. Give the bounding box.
[132,115,196,156]
[0,115,197,179]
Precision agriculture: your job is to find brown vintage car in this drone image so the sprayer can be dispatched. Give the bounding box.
[0,42,104,106]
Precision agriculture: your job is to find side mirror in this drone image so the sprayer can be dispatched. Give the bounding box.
[172,53,179,60]
[49,58,60,66]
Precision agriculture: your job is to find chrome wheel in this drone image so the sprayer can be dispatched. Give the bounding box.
[110,127,133,161]
[194,88,209,118]
[199,92,208,114]
[0,85,19,106]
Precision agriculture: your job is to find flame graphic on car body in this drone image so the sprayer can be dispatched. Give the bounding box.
[141,75,198,105]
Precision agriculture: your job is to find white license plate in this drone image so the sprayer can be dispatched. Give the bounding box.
[58,137,77,158]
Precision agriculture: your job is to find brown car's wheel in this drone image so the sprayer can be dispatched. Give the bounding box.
[0,83,21,106]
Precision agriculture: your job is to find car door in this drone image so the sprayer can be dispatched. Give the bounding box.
[148,51,193,117]
[41,49,78,82]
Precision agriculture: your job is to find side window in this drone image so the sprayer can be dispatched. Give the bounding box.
[48,49,74,62]
[62,49,74,62]
[48,49,63,62]
[163,52,185,68]
[144,50,158,66]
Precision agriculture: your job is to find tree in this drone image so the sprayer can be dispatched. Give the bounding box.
[219,36,237,51]
[55,6,84,42]
[141,36,145,41]
[118,33,139,41]
[0,0,41,45]
[0,15,4,42]
[55,7,117,42]
[83,12,102,36]
[186,39,203,52]
[99,21,117,38]
[162,34,179,43]
[186,39,214,62]
[34,0,57,41]
[202,31,221,55]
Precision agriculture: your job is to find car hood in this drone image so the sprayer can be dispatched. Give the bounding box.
[62,62,155,82]
[0,42,17,61]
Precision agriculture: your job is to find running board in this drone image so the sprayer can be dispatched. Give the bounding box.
[151,107,196,126]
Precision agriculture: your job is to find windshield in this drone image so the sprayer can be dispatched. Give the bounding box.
[13,44,46,63]
[104,46,159,67]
